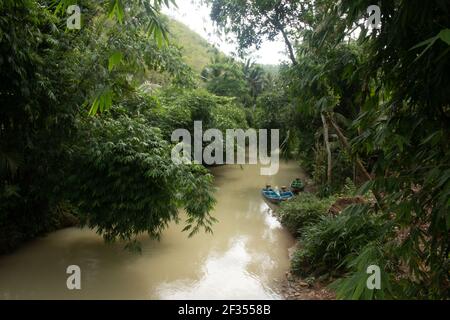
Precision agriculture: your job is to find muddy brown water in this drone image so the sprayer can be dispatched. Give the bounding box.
[0,162,305,299]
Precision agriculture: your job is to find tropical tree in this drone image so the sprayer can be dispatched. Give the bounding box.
[291,0,450,298]
[206,0,316,65]
[243,59,267,105]
[201,55,250,103]
[0,0,217,252]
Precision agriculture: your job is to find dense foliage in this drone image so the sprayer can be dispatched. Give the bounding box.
[0,0,238,251]
[279,193,335,235]
[291,206,386,279]
[209,0,450,299]
[66,113,216,243]
[0,0,79,251]
[147,88,248,137]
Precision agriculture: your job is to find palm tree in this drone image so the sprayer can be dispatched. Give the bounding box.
[243,59,267,105]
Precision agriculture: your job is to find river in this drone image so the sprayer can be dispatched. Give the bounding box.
[0,161,305,299]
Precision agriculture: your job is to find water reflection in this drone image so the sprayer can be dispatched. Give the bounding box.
[156,236,281,300]
[261,204,282,230]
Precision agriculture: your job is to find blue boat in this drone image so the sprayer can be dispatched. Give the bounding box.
[261,188,282,204]
[262,186,295,204]
[280,190,295,201]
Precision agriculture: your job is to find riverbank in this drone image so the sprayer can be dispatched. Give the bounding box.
[270,204,336,300]
[0,205,79,255]
[281,271,335,300]
[274,189,376,300]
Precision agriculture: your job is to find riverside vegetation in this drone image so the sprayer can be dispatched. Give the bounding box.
[1,0,449,300]
[205,0,449,299]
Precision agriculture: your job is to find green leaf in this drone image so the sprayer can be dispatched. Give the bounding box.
[438,29,450,45]
[108,51,124,72]
[108,0,124,24]
[89,89,113,115]
[411,35,439,62]
[411,29,450,62]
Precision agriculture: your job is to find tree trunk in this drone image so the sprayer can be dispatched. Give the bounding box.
[325,113,371,181]
[279,28,298,65]
[267,15,297,65]
[325,113,384,208]
[321,112,332,186]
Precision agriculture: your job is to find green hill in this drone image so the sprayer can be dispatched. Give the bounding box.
[166,18,219,74]
[165,17,280,77]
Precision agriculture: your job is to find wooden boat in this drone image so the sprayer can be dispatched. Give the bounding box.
[262,187,295,204]
[280,190,295,201]
[290,179,305,194]
[261,189,282,204]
